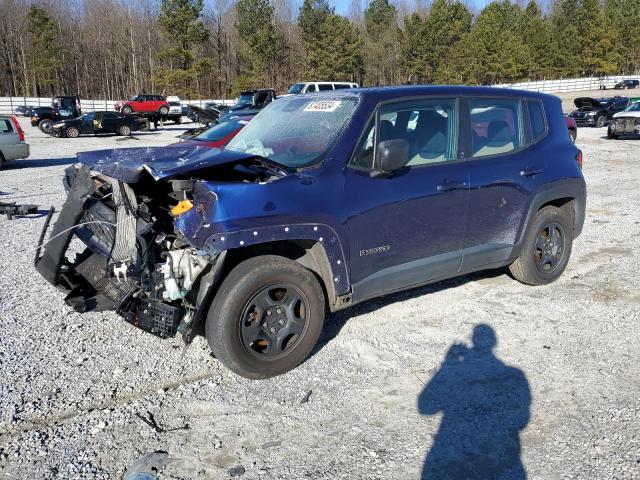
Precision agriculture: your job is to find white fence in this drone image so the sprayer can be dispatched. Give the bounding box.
[0,97,235,115]
[494,74,640,93]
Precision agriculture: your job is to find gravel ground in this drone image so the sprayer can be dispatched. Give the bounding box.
[0,118,639,480]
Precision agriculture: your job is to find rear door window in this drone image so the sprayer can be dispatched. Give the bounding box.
[470,98,523,158]
[306,84,316,93]
[527,99,546,141]
[318,84,333,91]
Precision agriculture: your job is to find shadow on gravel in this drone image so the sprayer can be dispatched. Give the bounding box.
[418,324,530,479]
[3,157,76,169]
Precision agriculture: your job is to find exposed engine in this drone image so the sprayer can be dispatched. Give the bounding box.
[35,164,219,341]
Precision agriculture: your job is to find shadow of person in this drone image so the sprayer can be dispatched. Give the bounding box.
[418,324,531,480]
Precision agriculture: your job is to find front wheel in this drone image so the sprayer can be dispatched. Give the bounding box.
[118,124,132,136]
[159,106,169,115]
[509,206,573,286]
[596,115,606,128]
[607,126,618,139]
[206,255,325,379]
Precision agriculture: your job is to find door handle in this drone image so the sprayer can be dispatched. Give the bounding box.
[437,180,467,192]
[520,168,544,177]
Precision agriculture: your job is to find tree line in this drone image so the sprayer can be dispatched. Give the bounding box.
[0,0,638,100]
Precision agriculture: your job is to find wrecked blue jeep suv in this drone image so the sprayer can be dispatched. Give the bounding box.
[35,86,586,379]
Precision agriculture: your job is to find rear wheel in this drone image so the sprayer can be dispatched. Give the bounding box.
[206,255,325,379]
[121,105,133,115]
[569,128,577,143]
[118,124,132,136]
[65,126,80,138]
[509,206,573,286]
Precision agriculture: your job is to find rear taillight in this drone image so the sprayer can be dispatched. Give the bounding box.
[576,150,583,169]
[10,116,24,142]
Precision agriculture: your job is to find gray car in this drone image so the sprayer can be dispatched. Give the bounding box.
[0,116,30,169]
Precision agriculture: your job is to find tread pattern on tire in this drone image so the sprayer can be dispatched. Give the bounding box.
[205,255,325,379]
[509,205,573,286]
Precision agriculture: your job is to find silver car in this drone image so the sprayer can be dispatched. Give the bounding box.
[0,116,30,169]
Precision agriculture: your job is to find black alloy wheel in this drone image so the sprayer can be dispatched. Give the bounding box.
[533,222,566,275]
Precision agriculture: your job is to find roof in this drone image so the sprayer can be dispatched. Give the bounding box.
[302,84,555,102]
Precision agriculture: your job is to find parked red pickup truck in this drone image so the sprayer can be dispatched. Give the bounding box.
[115,94,169,116]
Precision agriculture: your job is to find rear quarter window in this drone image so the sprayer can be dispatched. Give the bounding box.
[527,99,547,141]
[0,119,14,133]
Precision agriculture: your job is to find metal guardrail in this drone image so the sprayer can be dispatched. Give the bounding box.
[0,97,235,115]
[494,74,640,93]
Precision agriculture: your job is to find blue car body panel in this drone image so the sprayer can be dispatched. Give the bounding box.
[78,85,586,306]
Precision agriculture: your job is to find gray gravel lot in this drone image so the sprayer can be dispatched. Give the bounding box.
[0,117,639,479]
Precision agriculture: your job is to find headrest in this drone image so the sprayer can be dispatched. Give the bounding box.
[487,120,512,142]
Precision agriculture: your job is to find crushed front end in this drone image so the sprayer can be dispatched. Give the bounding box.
[35,163,219,342]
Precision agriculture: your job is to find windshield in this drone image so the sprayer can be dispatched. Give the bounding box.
[194,118,249,142]
[237,93,254,106]
[225,96,357,168]
[128,95,139,101]
[287,83,305,94]
[168,101,180,106]
[624,102,640,112]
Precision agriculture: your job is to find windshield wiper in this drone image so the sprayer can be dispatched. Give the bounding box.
[250,155,297,174]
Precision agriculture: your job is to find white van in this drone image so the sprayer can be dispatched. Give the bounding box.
[166,95,183,123]
[286,82,359,95]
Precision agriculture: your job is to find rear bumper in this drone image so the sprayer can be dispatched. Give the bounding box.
[1,143,30,160]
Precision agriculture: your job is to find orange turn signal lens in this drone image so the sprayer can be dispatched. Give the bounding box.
[170,199,194,217]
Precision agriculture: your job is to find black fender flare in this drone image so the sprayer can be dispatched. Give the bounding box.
[203,223,351,303]
[514,178,586,256]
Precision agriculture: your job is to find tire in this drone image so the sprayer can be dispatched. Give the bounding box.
[159,106,169,115]
[174,116,181,124]
[596,115,606,128]
[509,206,573,286]
[569,128,577,143]
[607,126,618,139]
[38,119,53,134]
[65,126,80,138]
[121,105,133,115]
[118,124,131,136]
[0,152,5,170]
[206,255,325,379]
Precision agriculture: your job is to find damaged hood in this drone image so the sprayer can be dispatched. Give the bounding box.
[76,145,263,183]
[573,97,605,110]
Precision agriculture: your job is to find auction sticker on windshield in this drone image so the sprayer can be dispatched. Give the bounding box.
[303,101,342,112]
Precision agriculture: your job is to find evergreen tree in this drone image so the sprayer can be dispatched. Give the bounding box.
[26,6,61,96]
[604,0,640,73]
[400,13,429,83]
[364,0,401,85]
[518,1,556,79]
[298,0,333,78]
[155,0,211,96]
[550,0,582,76]
[579,0,620,75]
[424,0,472,83]
[235,0,284,92]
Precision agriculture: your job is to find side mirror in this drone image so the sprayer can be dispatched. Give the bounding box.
[375,139,410,174]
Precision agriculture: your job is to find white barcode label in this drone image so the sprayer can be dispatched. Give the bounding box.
[303,101,342,112]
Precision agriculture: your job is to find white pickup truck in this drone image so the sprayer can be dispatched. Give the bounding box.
[0,116,29,169]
